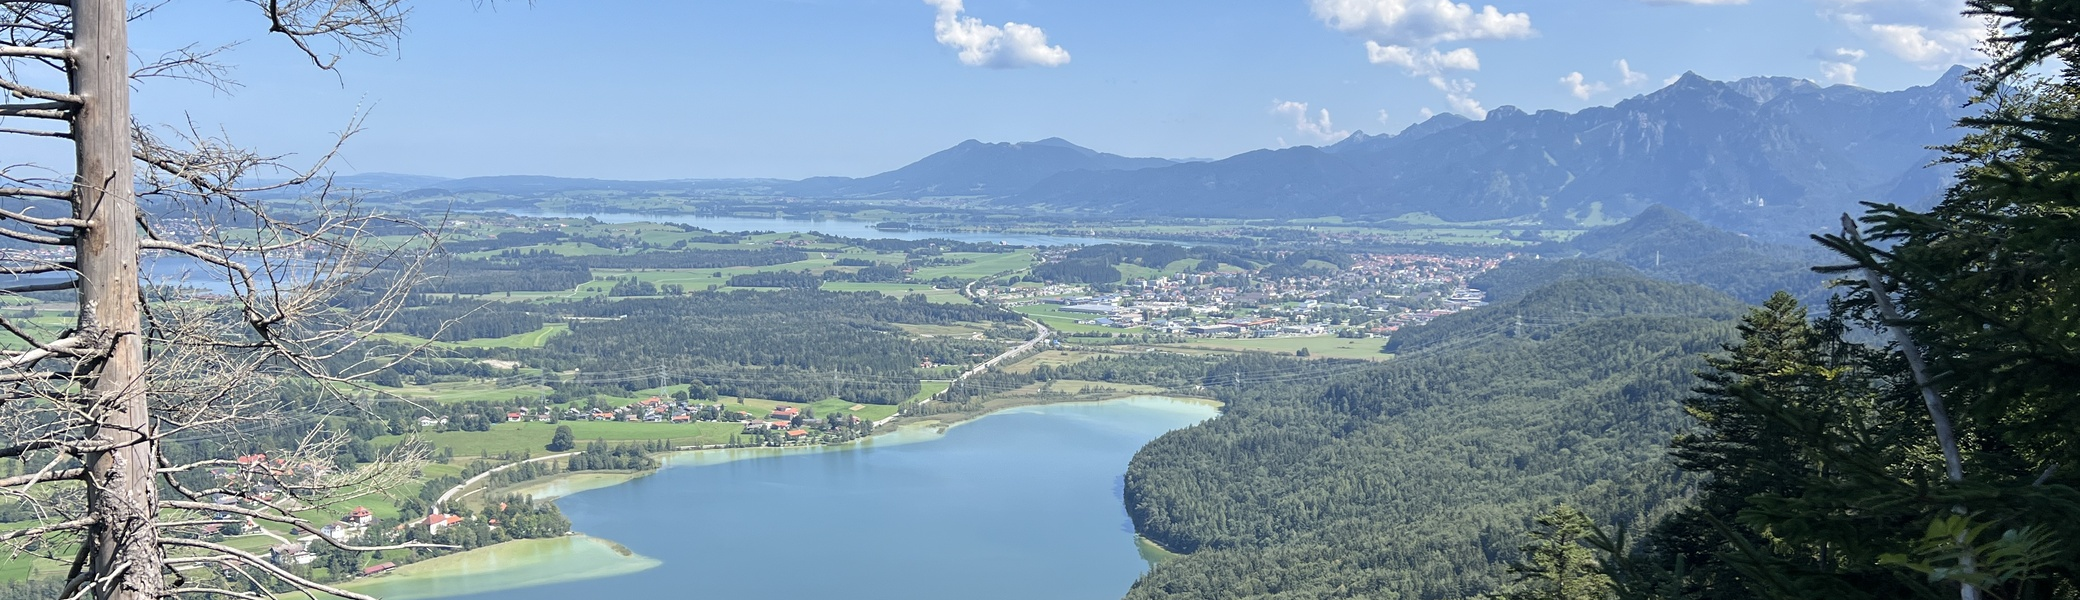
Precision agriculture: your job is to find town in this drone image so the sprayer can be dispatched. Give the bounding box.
[987,252,1503,341]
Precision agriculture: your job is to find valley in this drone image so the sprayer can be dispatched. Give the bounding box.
[7,14,2077,598]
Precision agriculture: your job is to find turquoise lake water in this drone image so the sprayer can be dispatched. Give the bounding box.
[415,397,1217,600]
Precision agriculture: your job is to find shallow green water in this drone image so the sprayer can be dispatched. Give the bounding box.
[341,536,658,600]
[369,397,1217,600]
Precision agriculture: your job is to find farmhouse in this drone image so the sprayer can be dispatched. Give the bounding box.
[423,513,463,534]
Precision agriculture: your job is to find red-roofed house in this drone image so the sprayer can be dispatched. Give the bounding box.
[363,562,396,576]
[770,407,799,419]
[424,513,463,534]
[786,429,808,439]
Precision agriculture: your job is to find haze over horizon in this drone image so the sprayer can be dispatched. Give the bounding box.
[0,0,1991,180]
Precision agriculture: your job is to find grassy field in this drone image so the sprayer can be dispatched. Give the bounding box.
[1010,304,1123,334]
[368,380,553,405]
[809,397,900,422]
[894,322,990,337]
[455,323,568,349]
[908,380,951,404]
[380,323,564,350]
[1169,335,1390,361]
[909,250,1037,280]
[381,421,746,457]
[821,281,972,304]
[1001,349,1106,373]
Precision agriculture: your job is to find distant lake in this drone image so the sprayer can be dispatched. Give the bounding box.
[498,210,1137,247]
[380,397,1217,600]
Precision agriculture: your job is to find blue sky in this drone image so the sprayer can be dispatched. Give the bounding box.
[25,0,1989,180]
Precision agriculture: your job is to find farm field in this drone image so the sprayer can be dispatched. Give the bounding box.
[1010,305,1121,334]
[379,421,747,457]
[821,282,972,304]
[909,250,1037,280]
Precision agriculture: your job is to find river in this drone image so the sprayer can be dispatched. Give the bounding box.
[349,397,1218,600]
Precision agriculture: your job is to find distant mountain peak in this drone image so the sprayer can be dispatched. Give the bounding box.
[1486,105,1526,120]
[1024,137,1082,148]
[785,137,1175,198]
[1395,113,1473,140]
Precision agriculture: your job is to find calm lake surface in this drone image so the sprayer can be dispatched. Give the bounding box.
[505,210,1136,247]
[408,397,1217,600]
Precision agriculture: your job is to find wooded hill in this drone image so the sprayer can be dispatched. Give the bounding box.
[1554,204,1833,304]
[1121,264,1746,600]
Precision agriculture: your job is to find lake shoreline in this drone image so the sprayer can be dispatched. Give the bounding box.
[362,393,1218,598]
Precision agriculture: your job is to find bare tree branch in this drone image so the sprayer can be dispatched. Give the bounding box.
[0,44,69,59]
[0,100,69,118]
[158,538,383,600]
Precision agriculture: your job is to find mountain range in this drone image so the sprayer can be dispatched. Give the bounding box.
[1006,67,1977,239]
[337,67,1977,241]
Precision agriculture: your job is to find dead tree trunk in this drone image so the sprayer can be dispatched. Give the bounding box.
[71,1,162,598]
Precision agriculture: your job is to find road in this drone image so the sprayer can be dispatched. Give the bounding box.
[875,277,1052,426]
[433,451,580,512]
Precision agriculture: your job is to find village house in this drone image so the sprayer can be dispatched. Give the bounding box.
[268,543,315,566]
[424,513,463,534]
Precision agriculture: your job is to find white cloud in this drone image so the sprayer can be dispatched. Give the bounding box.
[1273,100,1352,144]
[1816,0,1982,68]
[1819,61,1860,83]
[1616,59,1649,86]
[1366,43,1481,75]
[1418,107,1437,120]
[1559,71,1609,100]
[1378,109,1392,124]
[1415,76,1486,118]
[1310,0,1534,46]
[1310,1,1524,121]
[1447,93,1486,117]
[1639,0,1747,5]
[1813,47,1866,84]
[925,0,1071,69]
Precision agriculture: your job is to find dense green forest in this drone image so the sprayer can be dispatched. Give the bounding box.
[1494,10,2080,599]
[1554,204,1834,304]
[428,290,1023,404]
[1122,268,1745,600]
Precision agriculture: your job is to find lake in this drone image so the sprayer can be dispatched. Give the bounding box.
[500,210,1137,247]
[362,397,1218,600]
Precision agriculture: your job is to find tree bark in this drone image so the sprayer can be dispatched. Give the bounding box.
[71,1,161,598]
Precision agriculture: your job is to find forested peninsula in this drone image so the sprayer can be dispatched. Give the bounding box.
[1122,266,1743,599]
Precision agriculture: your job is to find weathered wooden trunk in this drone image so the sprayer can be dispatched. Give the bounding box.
[71,1,161,598]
